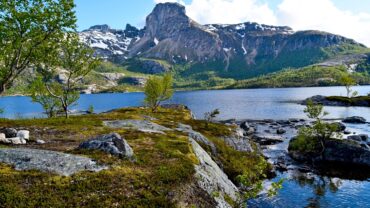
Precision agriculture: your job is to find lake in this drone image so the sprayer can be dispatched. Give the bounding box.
[1,85,370,208]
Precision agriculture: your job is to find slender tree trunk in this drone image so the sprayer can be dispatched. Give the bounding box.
[63,105,69,118]
[0,83,5,95]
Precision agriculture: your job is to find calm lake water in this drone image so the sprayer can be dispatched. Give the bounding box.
[1,85,370,207]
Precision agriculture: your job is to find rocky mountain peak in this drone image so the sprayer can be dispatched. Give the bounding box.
[145,3,190,38]
[86,24,112,32]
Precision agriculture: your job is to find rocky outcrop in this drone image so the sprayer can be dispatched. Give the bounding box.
[0,148,106,176]
[79,133,134,159]
[302,95,370,107]
[189,138,240,208]
[342,116,367,124]
[252,133,284,145]
[222,127,253,152]
[289,139,370,167]
[176,123,217,154]
[119,77,147,86]
[103,119,172,134]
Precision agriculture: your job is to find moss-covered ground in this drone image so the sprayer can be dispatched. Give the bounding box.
[0,107,269,207]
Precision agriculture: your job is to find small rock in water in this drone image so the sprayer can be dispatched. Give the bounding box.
[359,134,369,142]
[342,116,366,124]
[276,128,286,134]
[343,130,351,135]
[17,130,30,140]
[1,128,17,138]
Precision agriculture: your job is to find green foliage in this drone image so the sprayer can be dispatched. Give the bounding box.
[29,77,61,118]
[268,179,285,197]
[339,74,357,97]
[87,105,94,114]
[232,65,370,89]
[290,100,339,154]
[204,109,220,123]
[0,0,76,94]
[144,73,174,112]
[39,33,100,118]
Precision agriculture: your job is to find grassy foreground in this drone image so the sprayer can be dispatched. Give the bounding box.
[0,107,268,207]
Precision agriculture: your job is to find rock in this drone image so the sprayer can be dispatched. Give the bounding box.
[359,134,369,141]
[79,133,134,159]
[348,135,362,142]
[252,134,284,145]
[0,133,10,144]
[36,139,46,144]
[17,130,30,140]
[119,77,147,86]
[240,121,250,131]
[0,148,107,176]
[176,124,217,154]
[332,122,346,132]
[344,130,351,135]
[103,120,171,134]
[289,118,299,123]
[8,137,26,145]
[342,116,367,124]
[222,127,253,152]
[1,128,17,138]
[289,139,370,167]
[189,138,240,208]
[276,128,286,134]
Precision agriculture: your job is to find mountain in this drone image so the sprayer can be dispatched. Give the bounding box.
[79,2,369,80]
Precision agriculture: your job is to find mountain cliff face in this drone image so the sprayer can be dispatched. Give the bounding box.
[79,3,368,78]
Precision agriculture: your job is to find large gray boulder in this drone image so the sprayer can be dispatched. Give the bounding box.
[0,148,106,176]
[79,133,134,159]
[1,128,17,138]
[176,123,217,154]
[103,119,171,134]
[222,127,253,152]
[189,138,240,208]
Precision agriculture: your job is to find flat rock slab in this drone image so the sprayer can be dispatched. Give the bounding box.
[252,134,284,145]
[103,120,172,134]
[0,148,107,176]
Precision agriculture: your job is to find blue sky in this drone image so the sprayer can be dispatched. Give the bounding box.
[75,0,370,46]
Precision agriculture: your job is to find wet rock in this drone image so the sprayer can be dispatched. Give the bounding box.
[277,120,291,125]
[103,119,171,134]
[252,134,284,145]
[276,128,286,134]
[0,133,10,144]
[240,121,250,131]
[348,135,362,142]
[289,118,300,123]
[342,116,366,124]
[79,133,134,159]
[289,139,370,167]
[0,148,107,176]
[8,137,27,145]
[348,134,368,142]
[344,130,351,135]
[1,128,17,138]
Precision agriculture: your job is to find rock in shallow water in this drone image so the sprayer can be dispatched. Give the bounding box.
[17,130,30,140]
[79,133,134,159]
[0,148,106,176]
[252,134,284,145]
[342,116,367,124]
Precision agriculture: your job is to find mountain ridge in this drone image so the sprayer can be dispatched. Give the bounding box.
[79,2,368,79]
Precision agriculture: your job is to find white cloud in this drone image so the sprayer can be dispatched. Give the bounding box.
[153,0,370,46]
[154,0,277,25]
[276,0,370,46]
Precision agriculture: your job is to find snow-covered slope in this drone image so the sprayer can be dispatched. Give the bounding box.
[79,24,144,60]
